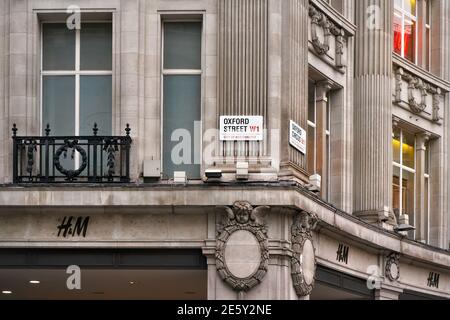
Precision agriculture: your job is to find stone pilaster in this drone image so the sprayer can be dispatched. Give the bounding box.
[119,0,142,181]
[278,0,309,182]
[375,284,403,300]
[353,0,394,225]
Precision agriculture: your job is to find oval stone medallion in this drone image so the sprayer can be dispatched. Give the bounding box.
[302,239,316,285]
[224,230,261,279]
[390,263,399,280]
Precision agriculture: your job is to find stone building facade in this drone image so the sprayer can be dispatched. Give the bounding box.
[0,0,449,300]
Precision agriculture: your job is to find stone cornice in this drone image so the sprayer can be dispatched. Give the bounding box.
[0,184,449,270]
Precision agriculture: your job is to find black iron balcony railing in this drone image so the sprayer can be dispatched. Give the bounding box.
[12,124,132,184]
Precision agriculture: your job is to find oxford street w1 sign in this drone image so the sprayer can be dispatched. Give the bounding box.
[220,116,264,141]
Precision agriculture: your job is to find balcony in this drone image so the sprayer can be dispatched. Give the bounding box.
[12,124,132,184]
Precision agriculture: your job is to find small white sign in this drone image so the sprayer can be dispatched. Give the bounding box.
[220,116,264,141]
[290,120,307,155]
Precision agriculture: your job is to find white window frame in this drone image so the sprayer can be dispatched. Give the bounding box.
[307,84,332,200]
[160,18,204,180]
[394,0,419,64]
[393,128,418,238]
[424,142,431,243]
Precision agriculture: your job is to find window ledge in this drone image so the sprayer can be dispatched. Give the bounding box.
[393,53,450,92]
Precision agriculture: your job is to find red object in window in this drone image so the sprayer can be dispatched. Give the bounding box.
[404,25,412,59]
[393,19,402,54]
[394,30,402,54]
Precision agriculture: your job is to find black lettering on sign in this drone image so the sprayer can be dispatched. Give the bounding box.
[57,216,90,238]
[336,244,349,264]
[427,272,440,289]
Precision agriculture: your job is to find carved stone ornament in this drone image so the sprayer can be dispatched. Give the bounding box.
[291,210,319,297]
[309,4,346,69]
[215,202,270,293]
[405,74,427,114]
[385,252,400,282]
[395,67,443,122]
[309,5,330,56]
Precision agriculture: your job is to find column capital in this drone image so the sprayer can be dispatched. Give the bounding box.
[392,116,401,128]
[315,80,333,102]
[416,132,432,150]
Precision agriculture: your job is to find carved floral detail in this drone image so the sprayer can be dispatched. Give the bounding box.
[291,210,318,297]
[385,252,401,282]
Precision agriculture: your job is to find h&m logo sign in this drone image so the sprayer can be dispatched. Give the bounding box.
[57,216,90,238]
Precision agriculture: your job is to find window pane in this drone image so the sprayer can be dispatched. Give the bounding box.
[164,22,202,70]
[326,95,330,132]
[80,23,113,70]
[308,81,315,123]
[42,76,75,135]
[404,0,416,16]
[402,131,415,169]
[393,128,401,163]
[404,17,416,62]
[402,169,415,238]
[326,134,330,200]
[80,76,112,136]
[307,125,316,175]
[424,177,429,242]
[426,27,430,70]
[395,0,402,8]
[402,170,415,215]
[163,75,201,179]
[393,166,401,217]
[43,24,76,70]
[393,11,402,55]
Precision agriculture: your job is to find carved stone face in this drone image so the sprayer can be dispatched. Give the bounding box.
[233,202,253,224]
[236,211,249,224]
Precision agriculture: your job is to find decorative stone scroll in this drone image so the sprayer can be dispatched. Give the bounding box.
[215,202,270,294]
[395,67,443,122]
[385,252,401,282]
[309,3,346,69]
[291,210,319,297]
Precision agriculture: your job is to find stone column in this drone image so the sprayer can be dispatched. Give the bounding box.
[354,0,395,226]
[315,81,332,199]
[430,0,450,249]
[440,0,450,250]
[415,133,430,243]
[442,0,450,250]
